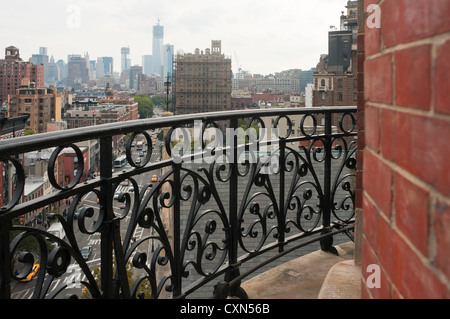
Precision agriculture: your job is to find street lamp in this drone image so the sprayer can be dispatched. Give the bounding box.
[164,73,171,112]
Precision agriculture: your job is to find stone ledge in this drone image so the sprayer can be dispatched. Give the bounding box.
[240,242,356,299]
[318,259,361,299]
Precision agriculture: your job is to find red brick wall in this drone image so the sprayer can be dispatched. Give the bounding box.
[361,0,450,298]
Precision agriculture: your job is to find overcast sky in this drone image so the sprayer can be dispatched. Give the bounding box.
[0,0,349,75]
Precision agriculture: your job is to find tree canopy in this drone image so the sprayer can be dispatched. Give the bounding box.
[134,95,154,119]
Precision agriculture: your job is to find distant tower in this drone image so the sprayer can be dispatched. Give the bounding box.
[152,20,164,75]
[163,44,174,80]
[121,47,130,72]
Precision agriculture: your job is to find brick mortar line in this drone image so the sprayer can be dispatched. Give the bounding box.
[364,147,450,201]
[363,101,450,120]
[364,31,450,61]
[363,189,449,289]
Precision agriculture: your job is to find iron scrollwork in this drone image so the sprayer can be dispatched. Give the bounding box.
[0,107,357,299]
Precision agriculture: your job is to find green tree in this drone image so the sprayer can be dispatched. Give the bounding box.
[24,128,36,135]
[81,259,152,299]
[134,95,154,119]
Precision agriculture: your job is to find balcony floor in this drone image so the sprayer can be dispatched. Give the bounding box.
[241,242,359,299]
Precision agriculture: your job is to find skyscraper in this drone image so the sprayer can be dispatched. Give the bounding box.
[97,57,114,78]
[66,54,90,88]
[152,21,164,75]
[162,44,174,80]
[121,47,130,72]
[142,55,153,75]
[129,65,142,90]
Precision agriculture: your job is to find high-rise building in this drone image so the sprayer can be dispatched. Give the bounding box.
[174,40,232,115]
[152,21,164,75]
[299,68,316,93]
[46,56,60,85]
[66,54,90,88]
[129,65,142,90]
[121,47,131,72]
[142,55,153,75]
[96,57,113,78]
[162,44,174,80]
[0,46,44,105]
[31,47,49,84]
[57,59,67,81]
[312,0,358,107]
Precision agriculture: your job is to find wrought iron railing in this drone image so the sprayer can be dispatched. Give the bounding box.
[0,106,357,299]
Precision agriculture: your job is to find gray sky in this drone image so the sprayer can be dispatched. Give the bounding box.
[0,0,348,75]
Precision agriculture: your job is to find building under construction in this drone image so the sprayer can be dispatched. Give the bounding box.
[174,40,232,115]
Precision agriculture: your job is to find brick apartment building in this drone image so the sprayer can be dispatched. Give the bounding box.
[174,40,232,115]
[0,46,44,105]
[8,78,62,133]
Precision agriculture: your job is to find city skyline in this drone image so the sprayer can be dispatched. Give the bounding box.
[0,0,348,75]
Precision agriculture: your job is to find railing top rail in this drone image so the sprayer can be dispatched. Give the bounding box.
[0,106,357,156]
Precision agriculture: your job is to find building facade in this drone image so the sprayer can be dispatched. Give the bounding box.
[121,47,131,73]
[129,65,142,90]
[0,46,44,105]
[8,79,62,133]
[174,40,232,115]
[152,21,164,75]
[66,54,90,89]
[312,1,358,107]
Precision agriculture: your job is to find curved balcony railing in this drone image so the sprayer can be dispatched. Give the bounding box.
[0,106,357,299]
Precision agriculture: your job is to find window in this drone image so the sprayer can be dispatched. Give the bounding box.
[338,93,343,101]
[338,78,343,88]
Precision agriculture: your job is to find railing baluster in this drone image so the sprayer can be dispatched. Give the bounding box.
[278,136,286,252]
[172,163,182,298]
[99,136,114,298]
[225,117,242,297]
[0,220,11,299]
[320,112,338,255]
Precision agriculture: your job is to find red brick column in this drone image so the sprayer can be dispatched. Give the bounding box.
[361,0,450,298]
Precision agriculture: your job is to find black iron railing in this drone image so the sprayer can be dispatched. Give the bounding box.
[0,106,357,299]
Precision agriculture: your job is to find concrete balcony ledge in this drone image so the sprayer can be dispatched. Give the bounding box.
[241,242,360,299]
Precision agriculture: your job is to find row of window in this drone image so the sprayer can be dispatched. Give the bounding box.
[320,91,358,101]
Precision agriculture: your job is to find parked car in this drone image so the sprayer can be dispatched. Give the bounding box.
[81,246,92,260]
[20,263,40,282]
